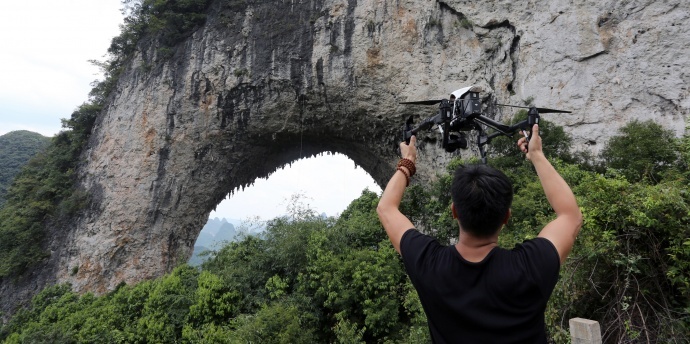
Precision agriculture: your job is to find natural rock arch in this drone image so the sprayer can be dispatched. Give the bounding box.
[57,0,507,293]
[2,0,687,310]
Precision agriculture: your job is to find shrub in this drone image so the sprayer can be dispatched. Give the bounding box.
[601,120,678,183]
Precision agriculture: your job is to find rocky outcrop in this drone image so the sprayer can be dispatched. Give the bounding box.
[2,0,688,313]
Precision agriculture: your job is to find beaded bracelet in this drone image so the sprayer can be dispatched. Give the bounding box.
[396,167,410,186]
[396,158,416,177]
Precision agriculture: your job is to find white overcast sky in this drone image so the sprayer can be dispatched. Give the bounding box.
[0,0,381,221]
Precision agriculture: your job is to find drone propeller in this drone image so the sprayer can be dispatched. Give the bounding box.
[496,103,572,114]
[399,99,443,105]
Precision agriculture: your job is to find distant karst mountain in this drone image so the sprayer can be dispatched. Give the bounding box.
[0,131,51,206]
[188,217,265,266]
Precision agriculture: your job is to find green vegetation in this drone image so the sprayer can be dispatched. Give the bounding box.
[457,18,473,30]
[115,0,212,55]
[366,20,376,33]
[0,131,51,207]
[601,119,678,183]
[0,193,428,343]
[233,68,248,77]
[1,119,688,342]
[427,17,441,28]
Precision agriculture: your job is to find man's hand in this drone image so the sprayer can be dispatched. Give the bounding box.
[517,124,543,160]
[401,135,417,163]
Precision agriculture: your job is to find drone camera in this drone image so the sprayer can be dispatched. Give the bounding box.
[445,133,468,152]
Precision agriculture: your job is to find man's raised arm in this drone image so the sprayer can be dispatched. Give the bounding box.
[518,125,583,263]
[377,136,417,254]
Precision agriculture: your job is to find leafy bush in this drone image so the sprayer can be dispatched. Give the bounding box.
[601,120,678,183]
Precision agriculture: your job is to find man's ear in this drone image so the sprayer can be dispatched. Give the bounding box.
[451,203,458,219]
[502,208,512,225]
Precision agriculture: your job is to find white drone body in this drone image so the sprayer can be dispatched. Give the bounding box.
[449,85,478,99]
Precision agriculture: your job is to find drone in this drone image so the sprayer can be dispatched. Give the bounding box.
[400,85,571,163]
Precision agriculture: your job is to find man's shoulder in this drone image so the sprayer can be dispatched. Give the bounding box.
[510,237,559,258]
[400,229,440,253]
[399,229,451,273]
[400,227,419,242]
[504,237,561,295]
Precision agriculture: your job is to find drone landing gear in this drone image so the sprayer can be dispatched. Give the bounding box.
[477,125,511,164]
[477,127,489,164]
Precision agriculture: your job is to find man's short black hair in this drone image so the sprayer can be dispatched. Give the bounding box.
[450,164,513,237]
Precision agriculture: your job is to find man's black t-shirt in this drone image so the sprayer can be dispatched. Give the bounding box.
[400,229,560,343]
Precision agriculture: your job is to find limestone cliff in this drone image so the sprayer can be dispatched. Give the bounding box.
[2,0,688,314]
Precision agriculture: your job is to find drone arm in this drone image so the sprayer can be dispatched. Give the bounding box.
[403,114,443,142]
[475,106,540,137]
[476,119,531,150]
[413,115,438,132]
[507,120,531,133]
[473,115,512,134]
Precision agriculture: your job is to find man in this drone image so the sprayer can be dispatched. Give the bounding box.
[377,125,582,343]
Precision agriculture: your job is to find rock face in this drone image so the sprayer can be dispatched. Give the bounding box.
[2,0,688,311]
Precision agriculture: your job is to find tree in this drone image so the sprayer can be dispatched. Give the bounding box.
[601,120,678,183]
[229,301,316,343]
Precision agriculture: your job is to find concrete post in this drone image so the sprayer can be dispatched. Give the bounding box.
[569,318,602,344]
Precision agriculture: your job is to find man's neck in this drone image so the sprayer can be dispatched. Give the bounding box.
[454,231,498,263]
